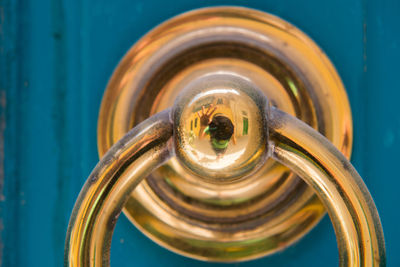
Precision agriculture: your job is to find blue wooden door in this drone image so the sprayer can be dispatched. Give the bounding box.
[2,0,399,266]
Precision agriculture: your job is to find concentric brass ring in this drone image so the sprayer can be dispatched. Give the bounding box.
[97,6,353,261]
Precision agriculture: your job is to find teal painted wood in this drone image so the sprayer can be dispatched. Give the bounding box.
[1,0,398,266]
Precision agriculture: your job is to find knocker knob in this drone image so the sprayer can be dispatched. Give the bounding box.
[173,73,269,181]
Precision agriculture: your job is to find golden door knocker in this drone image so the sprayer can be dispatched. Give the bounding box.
[65,6,386,266]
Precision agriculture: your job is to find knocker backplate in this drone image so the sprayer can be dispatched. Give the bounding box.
[97,6,353,262]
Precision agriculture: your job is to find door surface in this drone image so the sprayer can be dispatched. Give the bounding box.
[1,0,399,266]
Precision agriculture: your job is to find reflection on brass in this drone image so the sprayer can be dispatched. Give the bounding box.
[66,79,385,266]
[204,115,236,157]
[96,6,354,262]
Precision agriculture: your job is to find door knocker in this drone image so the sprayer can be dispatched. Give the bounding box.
[65,7,385,266]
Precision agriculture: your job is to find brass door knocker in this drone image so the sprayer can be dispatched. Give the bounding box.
[65,7,385,266]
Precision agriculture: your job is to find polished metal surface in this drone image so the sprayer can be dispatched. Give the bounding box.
[172,73,269,181]
[268,108,385,266]
[96,6,353,261]
[65,111,173,266]
[66,82,385,266]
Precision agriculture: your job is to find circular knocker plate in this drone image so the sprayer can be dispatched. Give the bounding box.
[97,7,353,261]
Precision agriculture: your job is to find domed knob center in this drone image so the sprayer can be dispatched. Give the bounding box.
[172,72,269,183]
